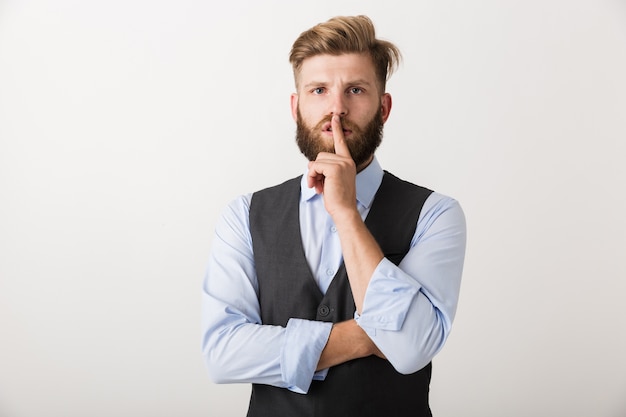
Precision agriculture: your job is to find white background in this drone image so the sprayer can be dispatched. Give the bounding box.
[1,1,625,416]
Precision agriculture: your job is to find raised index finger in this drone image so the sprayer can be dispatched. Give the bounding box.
[332,114,351,158]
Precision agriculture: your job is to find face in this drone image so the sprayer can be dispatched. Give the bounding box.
[290,53,392,168]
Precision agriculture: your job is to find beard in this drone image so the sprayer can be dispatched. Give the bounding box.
[295,108,384,168]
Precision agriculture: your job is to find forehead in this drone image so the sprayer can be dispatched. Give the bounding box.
[297,53,377,87]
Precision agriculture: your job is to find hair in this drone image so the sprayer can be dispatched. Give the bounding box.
[289,15,402,92]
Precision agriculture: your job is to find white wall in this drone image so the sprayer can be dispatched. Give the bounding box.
[1,1,625,416]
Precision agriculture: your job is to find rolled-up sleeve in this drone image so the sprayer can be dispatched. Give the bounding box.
[355,193,466,374]
[202,195,332,393]
[282,318,332,392]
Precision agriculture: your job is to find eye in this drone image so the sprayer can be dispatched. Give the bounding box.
[312,87,325,95]
[349,87,363,95]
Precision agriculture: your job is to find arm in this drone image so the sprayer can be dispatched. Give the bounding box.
[307,115,382,314]
[356,195,466,373]
[312,195,466,375]
[307,115,466,374]
[316,319,384,371]
[201,196,332,393]
[306,115,391,370]
[309,194,465,375]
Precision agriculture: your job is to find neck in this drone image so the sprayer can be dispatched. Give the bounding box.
[356,154,374,173]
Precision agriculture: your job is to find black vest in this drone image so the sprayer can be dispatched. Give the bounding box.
[248,171,433,417]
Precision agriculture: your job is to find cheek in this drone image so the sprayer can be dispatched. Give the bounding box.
[354,108,378,127]
[298,106,323,126]
[353,100,379,118]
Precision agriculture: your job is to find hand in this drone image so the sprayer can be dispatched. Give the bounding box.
[308,115,383,315]
[306,115,358,219]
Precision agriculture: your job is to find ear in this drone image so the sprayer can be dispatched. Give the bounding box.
[290,93,299,122]
[381,93,392,123]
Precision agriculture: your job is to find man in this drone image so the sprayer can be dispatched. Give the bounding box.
[202,15,466,417]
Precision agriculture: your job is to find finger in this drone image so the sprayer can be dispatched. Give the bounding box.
[332,114,351,158]
[307,161,325,193]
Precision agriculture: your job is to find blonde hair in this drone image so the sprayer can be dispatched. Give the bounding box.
[289,15,401,92]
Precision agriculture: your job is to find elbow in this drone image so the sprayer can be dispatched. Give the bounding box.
[203,347,233,384]
[202,334,231,384]
[386,329,447,375]
[206,365,229,385]
[390,353,434,375]
[203,351,223,383]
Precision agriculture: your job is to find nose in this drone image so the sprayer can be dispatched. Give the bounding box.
[329,93,348,117]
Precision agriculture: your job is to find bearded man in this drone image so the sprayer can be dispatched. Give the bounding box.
[202,15,466,417]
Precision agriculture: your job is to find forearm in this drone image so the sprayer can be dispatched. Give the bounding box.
[332,209,384,314]
[202,248,333,392]
[356,284,449,374]
[202,302,332,392]
[316,319,382,371]
[354,195,466,373]
[203,195,332,393]
[203,320,286,385]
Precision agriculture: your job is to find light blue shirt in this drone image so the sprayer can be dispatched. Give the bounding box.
[201,157,466,394]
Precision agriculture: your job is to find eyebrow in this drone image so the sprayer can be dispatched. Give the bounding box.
[302,79,374,90]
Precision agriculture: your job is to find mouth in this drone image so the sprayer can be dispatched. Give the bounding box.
[322,122,351,135]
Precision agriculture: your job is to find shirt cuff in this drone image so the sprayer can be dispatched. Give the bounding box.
[281,318,332,394]
[355,258,420,334]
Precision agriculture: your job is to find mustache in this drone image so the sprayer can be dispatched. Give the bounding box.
[313,115,360,133]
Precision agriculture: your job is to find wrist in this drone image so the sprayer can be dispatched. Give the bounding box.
[341,319,376,358]
[331,208,362,232]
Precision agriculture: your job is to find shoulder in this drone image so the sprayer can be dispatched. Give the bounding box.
[214,193,254,239]
[383,170,432,193]
[381,171,465,235]
[422,191,464,218]
[251,176,302,199]
[250,175,302,213]
[218,175,303,226]
[383,171,462,216]
[416,191,466,241]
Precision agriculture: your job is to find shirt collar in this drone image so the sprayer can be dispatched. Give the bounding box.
[300,156,384,209]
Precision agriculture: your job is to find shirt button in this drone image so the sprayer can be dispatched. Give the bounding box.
[318,305,330,317]
[330,226,337,233]
[326,269,334,276]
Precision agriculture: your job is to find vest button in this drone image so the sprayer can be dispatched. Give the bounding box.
[318,304,330,317]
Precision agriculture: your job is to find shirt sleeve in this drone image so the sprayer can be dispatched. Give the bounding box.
[354,192,467,374]
[201,195,332,394]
